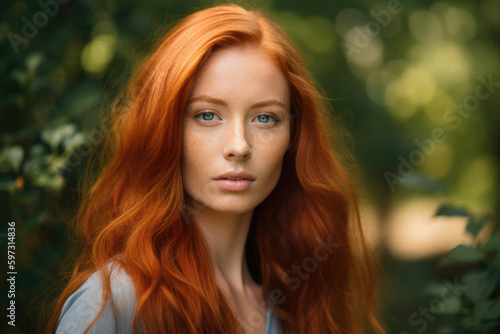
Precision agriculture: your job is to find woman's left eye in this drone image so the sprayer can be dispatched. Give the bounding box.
[254,113,280,124]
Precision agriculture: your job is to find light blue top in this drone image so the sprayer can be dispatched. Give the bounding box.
[55,262,282,333]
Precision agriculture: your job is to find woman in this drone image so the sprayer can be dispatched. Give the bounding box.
[46,3,385,334]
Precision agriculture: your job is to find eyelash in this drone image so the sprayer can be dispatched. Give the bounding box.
[194,111,281,125]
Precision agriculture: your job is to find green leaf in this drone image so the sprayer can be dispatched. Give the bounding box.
[461,314,481,330]
[491,252,500,270]
[467,220,484,238]
[0,179,17,192]
[433,299,461,315]
[63,132,88,152]
[25,52,44,76]
[466,221,484,237]
[462,270,496,303]
[24,210,52,229]
[423,281,447,297]
[11,69,27,86]
[440,245,485,265]
[41,124,77,149]
[1,145,24,173]
[23,155,50,177]
[475,299,500,321]
[27,143,48,158]
[22,144,50,176]
[398,173,448,194]
[437,326,456,334]
[33,171,65,191]
[482,230,500,252]
[29,76,53,94]
[466,214,491,237]
[435,204,471,217]
[444,301,461,315]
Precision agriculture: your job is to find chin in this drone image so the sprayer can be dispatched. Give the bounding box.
[208,198,259,214]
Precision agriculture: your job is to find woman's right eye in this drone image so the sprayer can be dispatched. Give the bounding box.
[195,111,220,122]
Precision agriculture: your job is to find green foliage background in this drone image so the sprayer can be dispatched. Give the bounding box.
[1,0,499,333]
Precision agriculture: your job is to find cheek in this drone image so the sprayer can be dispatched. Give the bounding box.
[181,132,205,201]
[181,127,199,179]
[257,131,290,175]
[182,126,217,180]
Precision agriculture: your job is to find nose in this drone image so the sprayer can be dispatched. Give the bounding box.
[223,119,251,161]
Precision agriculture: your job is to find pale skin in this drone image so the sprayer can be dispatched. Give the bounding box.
[181,43,291,333]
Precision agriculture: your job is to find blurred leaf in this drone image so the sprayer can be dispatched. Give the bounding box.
[466,221,484,237]
[439,245,485,266]
[468,214,492,236]
[400,173,448,194]
[32,171,65,191]
[475,299,500,321]
[0,178,17,192]
[462,270,496,303]
[22,144,52,178]
[49,155,74,174]
[482,229,500,252]
[466,215,489,237]
[11,69,27,86]
[431,298,461,315]
[24,210,52,229]
[25,52,44,76]
[461,314,481,330]
[437,327,456,334]
[63,132,88,152]
[29,76,53,94]
[41,123,77,149]
[1,145,24,173]
[435,204,471,218]
[27,143,48,158]
[23,155,49,177]
[491,252,500,270]
[423,281,446,297]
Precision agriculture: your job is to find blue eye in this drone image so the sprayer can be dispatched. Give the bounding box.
[256,114,280,124]
[200,112,216,121]
[195,111,220,121]
[201,112,214,121]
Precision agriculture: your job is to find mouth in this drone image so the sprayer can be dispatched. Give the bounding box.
[214,178,255,191]
[216,178,251,180]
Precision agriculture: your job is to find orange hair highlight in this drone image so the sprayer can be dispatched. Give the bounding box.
[45,4,386,333]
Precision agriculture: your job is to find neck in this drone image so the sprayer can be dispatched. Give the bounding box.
[187,197,257,294]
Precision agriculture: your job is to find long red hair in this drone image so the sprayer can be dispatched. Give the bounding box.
[45,4,385,333]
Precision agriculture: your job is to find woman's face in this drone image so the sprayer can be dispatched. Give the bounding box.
[182,43,291,214]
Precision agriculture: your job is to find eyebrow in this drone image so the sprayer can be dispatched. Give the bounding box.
[187,95,286,109]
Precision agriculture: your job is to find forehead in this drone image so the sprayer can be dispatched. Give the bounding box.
[189,44,290,106]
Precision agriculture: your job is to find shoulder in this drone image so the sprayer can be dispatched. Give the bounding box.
[265,305,283,334]
[56,259,139,333]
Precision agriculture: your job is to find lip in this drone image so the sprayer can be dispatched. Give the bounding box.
[214,179,254,191]
[214,171,256,181]
[213,171,255,191]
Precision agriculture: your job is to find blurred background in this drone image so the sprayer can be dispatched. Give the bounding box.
[1,0,499,333]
